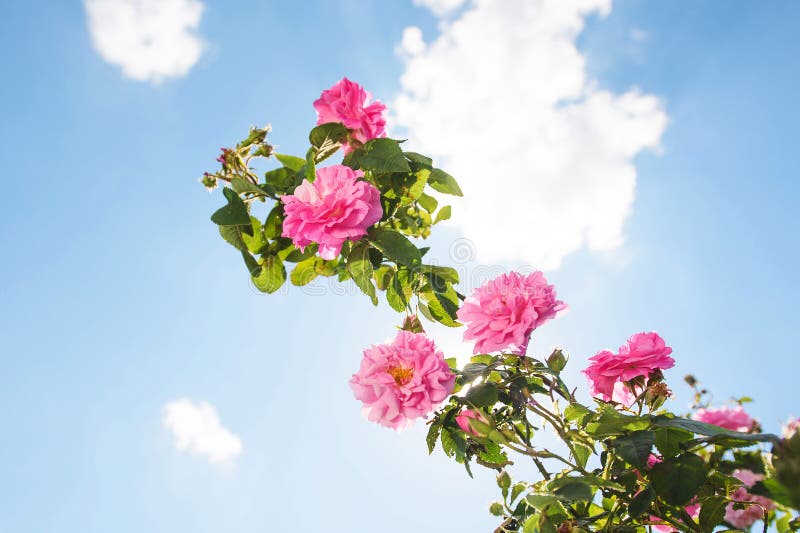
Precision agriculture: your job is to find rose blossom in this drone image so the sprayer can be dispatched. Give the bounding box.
[456,271,566,355]
[350,330,455,430]
[692,405,756,433]
[782,417,800,438]
[281,164,382,260]
[725,469,775,529]
[582,332,675,405]
[313,77,387,153]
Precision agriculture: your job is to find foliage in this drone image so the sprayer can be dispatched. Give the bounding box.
[201,82,800,533]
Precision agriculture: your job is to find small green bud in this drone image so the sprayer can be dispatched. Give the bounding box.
[489,502,504,517]
[546,349,568,373]
[497,470,511,492]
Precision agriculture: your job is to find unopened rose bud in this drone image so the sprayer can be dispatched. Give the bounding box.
[455,409,488,437]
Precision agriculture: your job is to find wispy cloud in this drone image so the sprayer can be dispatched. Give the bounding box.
[412,0,467,17]
[84,0,206,84]
[393,0,668,270]
[163,398,242,465]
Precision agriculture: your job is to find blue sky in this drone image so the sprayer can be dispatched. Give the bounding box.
[1,1,798,532]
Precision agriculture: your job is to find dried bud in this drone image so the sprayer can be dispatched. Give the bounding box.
[400,315,425,334]
[200,173,218,191]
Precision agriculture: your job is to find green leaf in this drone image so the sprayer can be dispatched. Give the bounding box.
[283,244,317,263]
[628,486,655,518]
[368,228,422,267]
[440,428,466,461]
[211,187,250,226]
[359,138,411,173]
[564,403,593,423]
[572,443,593,469]
[525,493,564,511]
[219,225,249,252]
[420,265,459,284]
[241,216,266,253]
[609,430,655,468]
[347,242,378,305]
[699,496,728,532]
[231,177,271,198]
[434,205,452,224]
[418,192,438,213]
[461,363,489,382]
[252,255,286,294]
[274,153,305,172]
[523,516,538,533]
[404,151,433,167]
[654,427,694,458]
[753,478,798,508]
[650,415,750,437]
[511,483,527,503]
[264,167,293,190]
[290,257,319,286]
[651,453,708,506]
[386,275,408,312]
[309,122,349,163]
[263,206,282,240]
[480,441,510,466]
[426,421,441,454]
[550,480,593,501]
[465,382,498,408]
[398,171,429,206]
[428,168,463,196]
[304,147,316,182]
[586,408,649,437]
[421,288,461,327]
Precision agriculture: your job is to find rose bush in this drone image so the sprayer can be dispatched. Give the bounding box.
[201,78,800,532]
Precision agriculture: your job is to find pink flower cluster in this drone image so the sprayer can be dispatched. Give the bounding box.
[725,469,775,529]
[350,330,455,430]
[583,332,675,406]
[281,164,382,260]
[692,406,756,433]
[313,78,387,153]
[457,271,566,355]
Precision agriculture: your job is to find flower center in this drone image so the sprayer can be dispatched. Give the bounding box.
[387,365,414,386]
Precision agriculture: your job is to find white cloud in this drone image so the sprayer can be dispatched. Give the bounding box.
[163,398,242,465]
[393,0,668,270]
[630,28,649,42]
[84,0,206,83]
[412,0,467,17]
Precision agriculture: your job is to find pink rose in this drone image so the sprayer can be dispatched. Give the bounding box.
[313,78,387,153]
[280,164,382,260]
[692,406,756,433]
[724,469,775,529]
[646,454,662,469]
[456,409,486,437]
[350,330,455,430]
[783,417,800,438]
[456,271,566,355]
[651,502,700,532]
[582,332,675,405]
